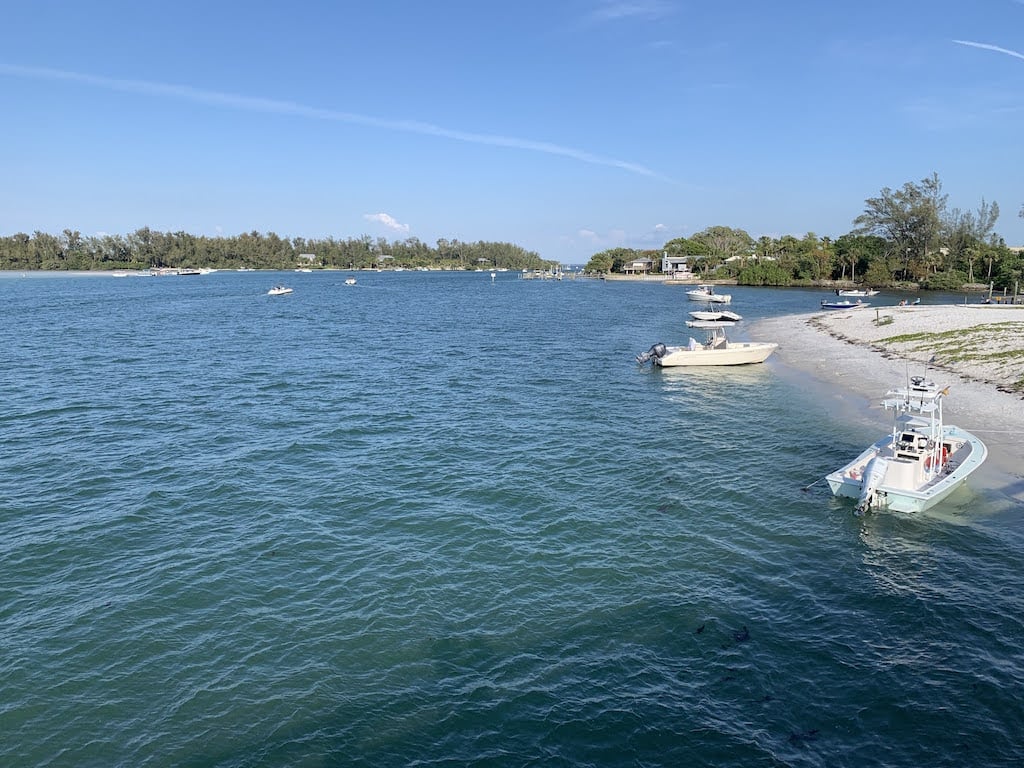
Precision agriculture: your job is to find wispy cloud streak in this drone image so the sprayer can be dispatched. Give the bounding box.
[953,40,1024,63]
[0,63,663,179]
[588,1,672,22]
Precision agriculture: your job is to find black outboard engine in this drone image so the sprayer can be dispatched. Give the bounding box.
[636,342,667,364]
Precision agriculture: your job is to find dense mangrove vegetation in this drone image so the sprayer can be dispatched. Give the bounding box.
[3,173,1021,290]
[586,174,1024,291]
[0,230,552,273]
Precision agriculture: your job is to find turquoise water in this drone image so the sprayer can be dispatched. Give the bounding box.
[2,271,1022,767]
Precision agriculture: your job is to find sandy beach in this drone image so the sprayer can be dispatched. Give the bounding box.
[752,304,1024,496]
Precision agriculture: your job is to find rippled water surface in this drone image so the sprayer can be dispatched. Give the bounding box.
[2,272,1022,767]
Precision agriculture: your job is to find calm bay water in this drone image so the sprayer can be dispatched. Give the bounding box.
[2,271,1023,767]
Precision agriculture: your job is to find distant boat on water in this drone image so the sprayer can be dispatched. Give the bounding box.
[836,288,880,297]
[686,285,732,304]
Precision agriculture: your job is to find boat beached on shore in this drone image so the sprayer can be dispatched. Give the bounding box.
[825,374,987,514]
[636,321,777,367]
[820,298,869,310]
[689,309,742,323]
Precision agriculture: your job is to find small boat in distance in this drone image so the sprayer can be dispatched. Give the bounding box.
[686,285,732,304]
[636,321,777,367]
[345,277,357,286]
[825,375,987,514]
[820,299,868,310]
[836,288,880,297]
[267,285,293,296]
[689,309,742,322]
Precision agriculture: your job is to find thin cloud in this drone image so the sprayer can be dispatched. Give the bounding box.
[953,40,1024,63]
[0,63,664,179]
[589,1,672,22]
[363,213,409,233]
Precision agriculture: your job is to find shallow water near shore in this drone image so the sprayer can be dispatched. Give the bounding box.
[2,272,1022,767]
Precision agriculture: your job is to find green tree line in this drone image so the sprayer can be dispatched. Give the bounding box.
[585,174,1024,291]
[0,228,554,273]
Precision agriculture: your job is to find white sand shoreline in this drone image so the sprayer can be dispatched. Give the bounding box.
[751,305,1024,501]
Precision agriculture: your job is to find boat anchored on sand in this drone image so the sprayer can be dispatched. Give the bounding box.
[820,298,868,310]
[689,309,742,323]
[825,375,987,514]
[636,321,777,367]
[686,285,732,304]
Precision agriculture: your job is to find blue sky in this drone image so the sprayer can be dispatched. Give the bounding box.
[2,0,1023,263]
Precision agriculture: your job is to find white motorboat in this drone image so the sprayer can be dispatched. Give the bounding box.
[344,277,357,285]
[835,288,880,297]
[820,299,868,310]
[689,309,742,322]
[825,375,987,514]
[636,321,777,367]
[267,285,293,296]
[686,285,732,304]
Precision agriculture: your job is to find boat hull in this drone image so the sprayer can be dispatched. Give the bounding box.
[826,425,987,513]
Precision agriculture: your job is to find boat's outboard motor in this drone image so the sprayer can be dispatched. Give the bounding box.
[636,343,667,365]
[856,456,889,515]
